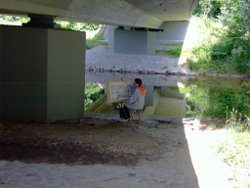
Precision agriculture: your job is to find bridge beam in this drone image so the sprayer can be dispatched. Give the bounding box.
[0,0,163,29]
[0,25,85,122]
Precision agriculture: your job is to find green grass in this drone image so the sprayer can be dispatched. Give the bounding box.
[167,86,191,94]
[155,48,182,57]
[86,33,109,49]
[159,42,183,47]
[86,40,108,49]
[156,42,183,57]
[207,123,217,129]
[216,129,250,187]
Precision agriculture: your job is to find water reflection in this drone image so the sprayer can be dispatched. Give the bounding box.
[85,72,250,119]
[85,72,189,117]
[143,87,186,117]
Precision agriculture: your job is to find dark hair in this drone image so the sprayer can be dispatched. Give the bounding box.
[134,78,142,87]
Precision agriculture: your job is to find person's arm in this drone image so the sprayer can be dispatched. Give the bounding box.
[128,89,140,104]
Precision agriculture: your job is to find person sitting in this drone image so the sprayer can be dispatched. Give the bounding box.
[126,78,147,125]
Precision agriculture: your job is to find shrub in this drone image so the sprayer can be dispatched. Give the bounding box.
[189,0,250,74]
[185,78,250,118]
[85,83,103,109]
[56,21,99,31]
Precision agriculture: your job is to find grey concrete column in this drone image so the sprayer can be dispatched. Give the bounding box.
[113,28,156,55]
[107,25,117,53]
[157,21,189,43]
[0,26,85,122]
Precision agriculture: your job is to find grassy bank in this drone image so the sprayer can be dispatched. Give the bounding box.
[155,48,182,57]
[86,33,108,49]
[186,17,250,75]
[156,42,183,57]
[216,128,250,187]
[172,77,250,187]
[185,0,250,75]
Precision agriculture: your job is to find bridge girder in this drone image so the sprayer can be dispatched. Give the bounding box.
[0,0,199,29]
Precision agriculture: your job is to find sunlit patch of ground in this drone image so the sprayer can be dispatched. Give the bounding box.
[184,118,249,188]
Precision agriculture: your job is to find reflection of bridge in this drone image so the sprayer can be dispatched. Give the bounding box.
[86,72,186,117]
[0,0,199,121]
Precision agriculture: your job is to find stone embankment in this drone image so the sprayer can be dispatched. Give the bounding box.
[86,46,250,78]
[86,46,196,76]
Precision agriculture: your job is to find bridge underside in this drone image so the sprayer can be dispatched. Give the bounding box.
[0,1,199,122]
[0,0,198,28]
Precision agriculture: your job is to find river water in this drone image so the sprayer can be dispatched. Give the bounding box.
[85,72,250,118]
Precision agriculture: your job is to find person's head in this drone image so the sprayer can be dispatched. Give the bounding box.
[134,78,142,87]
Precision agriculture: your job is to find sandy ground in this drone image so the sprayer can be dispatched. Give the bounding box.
[0,116,234,188]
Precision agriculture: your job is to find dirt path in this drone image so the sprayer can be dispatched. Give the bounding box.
[0,117,233,188]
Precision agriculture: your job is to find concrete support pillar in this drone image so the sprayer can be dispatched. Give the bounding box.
[0,26,85,122]
[157,21,189,43]
[113,28,156,55]
[107,25,116,53]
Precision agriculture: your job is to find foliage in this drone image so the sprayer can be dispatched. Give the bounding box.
[165,48,182,57]
[155,48,182,57]
[160,42,183,47]
[226,109,249,132]
[56,21,99,31]
[86,33,108,49]
[168,86,191,94]
[185,78,250,118]
[185,80,211,117]
[189,0,250,74]
[0,14,30,24]
[56,21,107,49]
[156,42,183,57]
[0,14,100,32]
[85,83,103,109]
[194,0,221,18]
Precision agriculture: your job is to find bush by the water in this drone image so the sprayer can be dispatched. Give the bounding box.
[184,78,249,122]
[85,83,103,109]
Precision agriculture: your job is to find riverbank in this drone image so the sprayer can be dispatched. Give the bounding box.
[86,46,194,76]
[86,46,249,78]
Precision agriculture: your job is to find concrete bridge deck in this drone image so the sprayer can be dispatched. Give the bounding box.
[0,0,199,28]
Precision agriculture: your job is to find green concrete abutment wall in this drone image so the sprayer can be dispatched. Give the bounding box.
[0,26,85,122]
